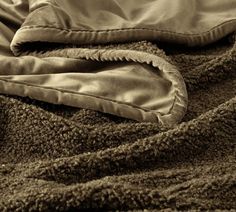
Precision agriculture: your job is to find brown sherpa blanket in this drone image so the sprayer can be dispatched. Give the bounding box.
[0,0,236,211]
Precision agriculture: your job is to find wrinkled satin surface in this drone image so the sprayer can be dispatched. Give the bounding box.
[12,0,236,51]
[0,60,173,114]
[30,0,236,33]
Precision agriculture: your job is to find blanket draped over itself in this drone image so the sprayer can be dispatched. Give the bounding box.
[0,0,236,211]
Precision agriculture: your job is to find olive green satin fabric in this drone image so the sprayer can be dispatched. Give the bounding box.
[0,0,236,125]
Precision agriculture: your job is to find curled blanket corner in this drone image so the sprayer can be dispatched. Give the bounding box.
[7,27,189,127]
[64,47,188,127]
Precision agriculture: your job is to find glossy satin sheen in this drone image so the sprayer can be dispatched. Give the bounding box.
[12,0,236,52]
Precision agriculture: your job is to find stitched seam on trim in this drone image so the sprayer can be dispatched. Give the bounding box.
[18,18,236,37]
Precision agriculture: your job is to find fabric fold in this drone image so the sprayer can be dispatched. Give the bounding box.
[1,0,236,126]
[0,44,188,126]
[11,0,236,55]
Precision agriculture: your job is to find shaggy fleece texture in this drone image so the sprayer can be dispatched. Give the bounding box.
[0,33,236,211]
